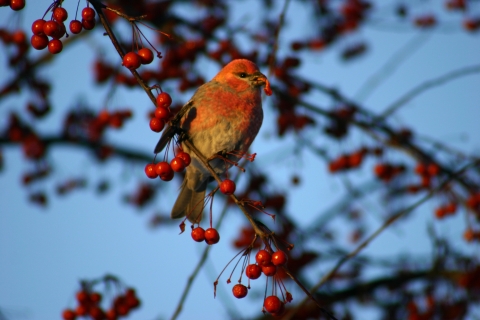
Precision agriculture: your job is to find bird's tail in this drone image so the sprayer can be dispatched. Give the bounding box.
[171,178,206,223]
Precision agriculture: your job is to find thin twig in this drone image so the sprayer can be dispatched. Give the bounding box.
[268,0,291,76]
[283,159,480,319]
[380,64,480,119]
[87,0,156,107]
[355,33,430,102]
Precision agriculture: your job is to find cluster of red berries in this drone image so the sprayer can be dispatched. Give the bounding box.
[466,192,480,211]
[122,48,155,70]
[144,91,193,181]
[149,92,172,133]
[413,162,440,188]
[373,162,406,182]
[0,0,24,11]
[191,225,220,245]
[144,150,191,181]
[242,249,290,315]
[463,228,480,242]
[434,202,457,219]
[216,244,291,316]
[30,6,96,54]
[62,288,140,320]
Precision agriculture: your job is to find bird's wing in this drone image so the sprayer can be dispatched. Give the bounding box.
[153,99,195,154]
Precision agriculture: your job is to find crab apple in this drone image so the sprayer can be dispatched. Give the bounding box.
[76,290,89,304]
[69,20,82,34]
[191,226,205,242]
[0,0,9,6]
[43,20,61,38]
[82,19,95,30]
[31,34,49,50]
[264,295,282,314]
[204,228,220,245]
[105,309,117,320]
[170,157,186,172]
[90,292,102,304]
[48,39,63,54]
[82,7,96,21]
[32,19,46,35]
[255,249,272,266]
[155,161,174,181]
[261,264,277,277]
[54,22,66,39]
[232,284,248,299]
[53,7,68,22]
[220,179,236,195]
[144,163,158,179]
[123,52,141,70]
[177,151,191,167]
[10,0,24,10]
[156,92,172,108]
[89,306,105,320]
[271,302,286,316]
[154,106,171,121]
[245,264,262,279]
[138,47,154,64]
[62,309,77,320]
[12,30,26,44]
[149,118,164,132]
[271,250,288,266]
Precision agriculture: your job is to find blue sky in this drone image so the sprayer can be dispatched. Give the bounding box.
[1,1,480,319]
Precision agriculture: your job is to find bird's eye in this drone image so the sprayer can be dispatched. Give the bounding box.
[239,73,247,78]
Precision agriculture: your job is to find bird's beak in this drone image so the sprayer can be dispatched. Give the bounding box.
[251,71,268,87]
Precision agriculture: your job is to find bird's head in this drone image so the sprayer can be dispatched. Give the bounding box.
[213,59,268,93]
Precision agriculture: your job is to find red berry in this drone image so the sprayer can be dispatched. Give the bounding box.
[62,309,77,320]
[154,106,171,120]
[177,151,191,167]
[264,295,282,314]
[204,228,220,245]
[43,20,61,38]
[220,179,236,195]
[144,163,158,179]
[76,291,90,304]
[123,52,141,70]
[138,47,154,64]
[245,264,262,279]
[271,302,286,316]
[32,19,46,35]
[10,0,24,10]
[54,22,66,39]
[170,157,186,172]
[12,30,26,44]
[232,284,248,299]
[75,305,88,317]
[82,7,96,21]
[69,20,83,34]
[261,264,277,277]
[89,306,105,320]
[48,39,63,54]
[53,7,68,22]
[82,18,95,30]
[31,34,49,50]
[191,227,205,242]
[156,92,172,108]
[0,0,9,6]
[255,249,272,266]
[105,309,117,320]
[149,118,164,132]
[271,250,288,266]
[155,161,174,181]
[90,292,102,304]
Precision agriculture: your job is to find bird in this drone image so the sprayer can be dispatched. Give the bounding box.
[154,59,269,222]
